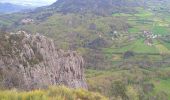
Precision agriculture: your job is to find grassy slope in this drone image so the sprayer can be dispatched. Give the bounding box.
[0,86,107,100]
[0,2,170,100]
[152,79,170,99]
[112,38,159,53]
[86,66,170,99]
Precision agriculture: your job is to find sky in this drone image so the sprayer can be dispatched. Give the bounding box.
[0,0,57,6]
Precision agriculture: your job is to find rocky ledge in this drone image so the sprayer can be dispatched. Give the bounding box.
[0,31,87,90]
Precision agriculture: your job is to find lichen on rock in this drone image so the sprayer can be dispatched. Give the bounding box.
[0,31,87,90]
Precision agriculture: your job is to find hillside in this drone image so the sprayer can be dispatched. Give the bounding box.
[38,0,170,15]
[1,0,170,99]
[50,0,114,15]
[34,0,145,16]
[0,0,170,68]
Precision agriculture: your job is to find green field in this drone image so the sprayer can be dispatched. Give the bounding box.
[111,38,159,53]
[1,1,170,100]
[152,26,169,35]
[152,78,170,99]
[162,41,170,50]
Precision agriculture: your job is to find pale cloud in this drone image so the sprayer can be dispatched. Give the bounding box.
[0,0,57,6]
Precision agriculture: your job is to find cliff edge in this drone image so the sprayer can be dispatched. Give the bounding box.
[0,31,87,90]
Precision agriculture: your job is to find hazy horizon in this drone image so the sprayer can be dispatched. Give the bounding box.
[0,0,57,6]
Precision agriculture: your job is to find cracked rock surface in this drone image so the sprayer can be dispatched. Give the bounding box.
[0,31,87,90]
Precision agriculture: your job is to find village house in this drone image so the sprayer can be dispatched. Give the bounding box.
[21,18,34,25]
[143,30,158,39]
[143,31,158,46]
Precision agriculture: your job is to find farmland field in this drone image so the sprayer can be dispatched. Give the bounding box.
[1,0,170,99]
[152,78,170,99]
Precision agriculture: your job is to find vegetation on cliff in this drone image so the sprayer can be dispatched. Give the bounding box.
[0,86,107,100]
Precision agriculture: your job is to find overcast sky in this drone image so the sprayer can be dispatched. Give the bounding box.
[0,0,57,6]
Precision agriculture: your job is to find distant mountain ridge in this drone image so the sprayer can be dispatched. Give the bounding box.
[0,3,34,13]
[48,0,170,15]
[48,0,144,15]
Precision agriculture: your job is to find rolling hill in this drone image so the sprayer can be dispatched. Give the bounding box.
[1,0,170,99]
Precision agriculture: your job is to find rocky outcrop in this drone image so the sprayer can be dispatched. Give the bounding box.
[0,31,87,90]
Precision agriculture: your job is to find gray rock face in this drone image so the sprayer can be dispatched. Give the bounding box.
[0,31,87,90]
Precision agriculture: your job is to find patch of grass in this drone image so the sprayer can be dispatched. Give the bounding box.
[162,41,170,50]
[155,44,170,54]
[152,78,170,99]
[152,26,169,35]
[0,86,107,100]
[128,27,140,33]
[135,9,153,18]
[112,38,159,53]
[112,13,132,17]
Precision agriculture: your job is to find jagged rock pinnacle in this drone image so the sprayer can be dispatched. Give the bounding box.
[0,31,87,90]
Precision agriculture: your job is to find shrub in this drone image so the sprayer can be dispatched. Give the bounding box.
[111,81,128,100]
